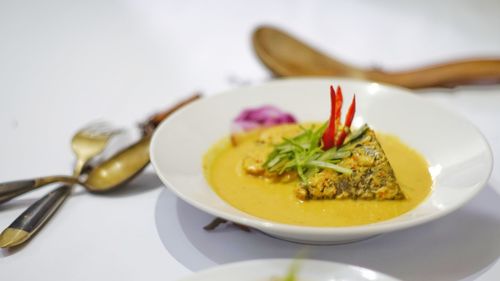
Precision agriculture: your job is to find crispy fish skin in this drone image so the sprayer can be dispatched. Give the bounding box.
[298,129,405,201]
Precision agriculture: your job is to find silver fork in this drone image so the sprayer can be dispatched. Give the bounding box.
[0,122,120,248]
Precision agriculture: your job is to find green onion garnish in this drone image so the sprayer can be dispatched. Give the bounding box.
[263,124,361,182]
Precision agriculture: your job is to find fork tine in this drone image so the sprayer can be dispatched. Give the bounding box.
[78,120,109,130]
[77,121,123,137]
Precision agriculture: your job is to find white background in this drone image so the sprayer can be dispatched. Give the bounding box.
[1,0,499,280]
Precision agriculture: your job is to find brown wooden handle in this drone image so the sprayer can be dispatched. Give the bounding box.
[369,60,500,89]
[141,94,202,136]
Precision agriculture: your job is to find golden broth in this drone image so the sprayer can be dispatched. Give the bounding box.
[203,125,432,227]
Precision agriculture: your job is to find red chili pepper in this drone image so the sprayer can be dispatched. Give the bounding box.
[334,85,343,127]
[335,95,356,147]
[321,86,336,150]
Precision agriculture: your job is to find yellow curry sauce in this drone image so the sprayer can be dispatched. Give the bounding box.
[203,124,432,227]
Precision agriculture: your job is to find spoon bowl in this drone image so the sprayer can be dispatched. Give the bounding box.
[83,135,151,192]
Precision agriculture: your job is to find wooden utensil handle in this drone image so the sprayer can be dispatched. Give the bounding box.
[253,26,500,89]
[0,176,76,205]
[141,93,202,135]
[372,60,500,88]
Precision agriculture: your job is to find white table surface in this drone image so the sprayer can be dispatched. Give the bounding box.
[1,1,499,280]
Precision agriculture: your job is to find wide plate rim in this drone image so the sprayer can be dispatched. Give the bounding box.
[150,77,493,239]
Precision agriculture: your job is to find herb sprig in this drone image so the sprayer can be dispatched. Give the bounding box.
[263,124,368,182]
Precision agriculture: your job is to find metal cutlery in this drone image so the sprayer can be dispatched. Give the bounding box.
[0,122,121,204]
[0,122,119,247]
[0,94,201,248]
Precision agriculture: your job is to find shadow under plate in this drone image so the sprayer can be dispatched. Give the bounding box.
[155,185,500,281]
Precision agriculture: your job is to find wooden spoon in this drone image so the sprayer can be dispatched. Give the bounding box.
[253,26,500,89]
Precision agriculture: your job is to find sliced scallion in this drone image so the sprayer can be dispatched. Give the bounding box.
[263,123,361,182]
[306,160,352,175]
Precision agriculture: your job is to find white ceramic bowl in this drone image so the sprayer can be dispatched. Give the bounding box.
[150,78,493,244]
[178,259,401,281]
